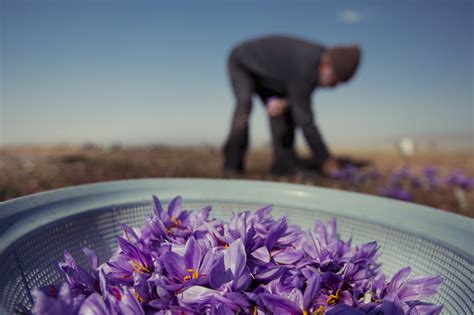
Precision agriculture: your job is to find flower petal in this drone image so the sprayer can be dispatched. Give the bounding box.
[63,251,77,270]
[272,247,303,265]
[82,247,99,270]
[303,274,321,310]
[322,272,343,291]
[288,288,304,310]
[163,251,187,280]
[179,285,219,304]
[233,268,252,292]
[209,258,232,289]
[260,293,301,314]
[327,304,365,315]
[224,292,252,309]
[152,195,164,217]
[117,237,141,260]
[120,223,140,243]
[167,195,183,218]
[98,269,108,299]
[198,248,214,276]
[264,217,287,250]
[387,266,412,293]
[398,275,443,301]
[184,237,202,270]
[147,217,168,238]
[368,293,404,315]
[251,246,270,263]
[224,239,247,279]
[78,293,108,315]
[253,204,273,220]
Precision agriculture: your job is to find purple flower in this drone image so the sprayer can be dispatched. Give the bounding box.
[260,274,322,314]
[363,169,381,182]
[331,166,381,186]
[27,195,444,315]
[58,249,99,296]
[422,166,437,178]
[445,169,474,191]
[389,167,422,188]
[209,238,252,292]
[379,186,414,202]
[302,218,352,271]
[326,304,366,315]
[162,237,214,289]
[31,283,85,315]
[178,286,251,313]
[148,195,193,240]
[421,166,440,189]
[386,267,443,305]
[78,270,145,315]
[106,235,153,283]
[331,166,367,186]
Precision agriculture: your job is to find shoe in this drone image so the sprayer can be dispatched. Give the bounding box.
[222,168,244,178]
[270,165,302,177]
[270,163,322,179]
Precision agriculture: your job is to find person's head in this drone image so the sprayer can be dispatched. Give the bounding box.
[318,45,361,87]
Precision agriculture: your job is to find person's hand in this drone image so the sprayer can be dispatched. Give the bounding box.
[321,157,340,176]
[266,97,288,118]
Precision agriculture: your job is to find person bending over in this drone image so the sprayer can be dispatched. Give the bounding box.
[223,35,361,176]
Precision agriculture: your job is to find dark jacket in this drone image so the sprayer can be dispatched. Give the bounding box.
[231,35,330,162]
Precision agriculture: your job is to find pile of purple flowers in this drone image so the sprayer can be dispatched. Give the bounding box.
[332,165,473,203]
[29,196,443,314]
[377,167,421,202]
[379,167,474,202]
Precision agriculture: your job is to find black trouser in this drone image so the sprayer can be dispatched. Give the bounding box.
[254,89,299,173]
[223,49,255,171]
[267,108,299,174]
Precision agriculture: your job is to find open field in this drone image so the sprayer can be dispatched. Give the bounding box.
[0,145,473,217]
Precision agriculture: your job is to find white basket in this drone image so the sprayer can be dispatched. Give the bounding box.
[0,179,472,314]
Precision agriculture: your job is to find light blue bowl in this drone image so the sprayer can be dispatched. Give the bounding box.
[0,179,472,314]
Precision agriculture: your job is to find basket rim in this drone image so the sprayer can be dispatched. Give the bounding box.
[0,178,473,261]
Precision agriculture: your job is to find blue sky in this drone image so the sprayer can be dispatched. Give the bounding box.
[1,0,473,149]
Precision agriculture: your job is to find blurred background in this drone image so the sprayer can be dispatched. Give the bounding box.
[1,0,473,216]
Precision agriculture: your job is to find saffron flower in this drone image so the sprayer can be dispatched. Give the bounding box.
[26,195,443,315]
[445,169,474,191]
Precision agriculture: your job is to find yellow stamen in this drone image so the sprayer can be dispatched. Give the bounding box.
[130,259,151,274]
[303,311,309,315]
[326,289,341,305]
[253,305,258,315]
[314,305,326,315]
[183,268,199,281]
[131,288,145,303]
[224,244,229,249]
[170,216,181,227]
[363,290,373,304]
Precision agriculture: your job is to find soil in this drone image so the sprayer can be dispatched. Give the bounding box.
[1,145,472,217]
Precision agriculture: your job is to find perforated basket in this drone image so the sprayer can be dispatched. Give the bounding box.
[0,179,472,314]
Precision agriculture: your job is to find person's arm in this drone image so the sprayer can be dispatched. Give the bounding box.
[266,97,289,117]
[288,84,331,165]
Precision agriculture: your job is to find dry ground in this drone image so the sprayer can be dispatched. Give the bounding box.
[0,145,473,217]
